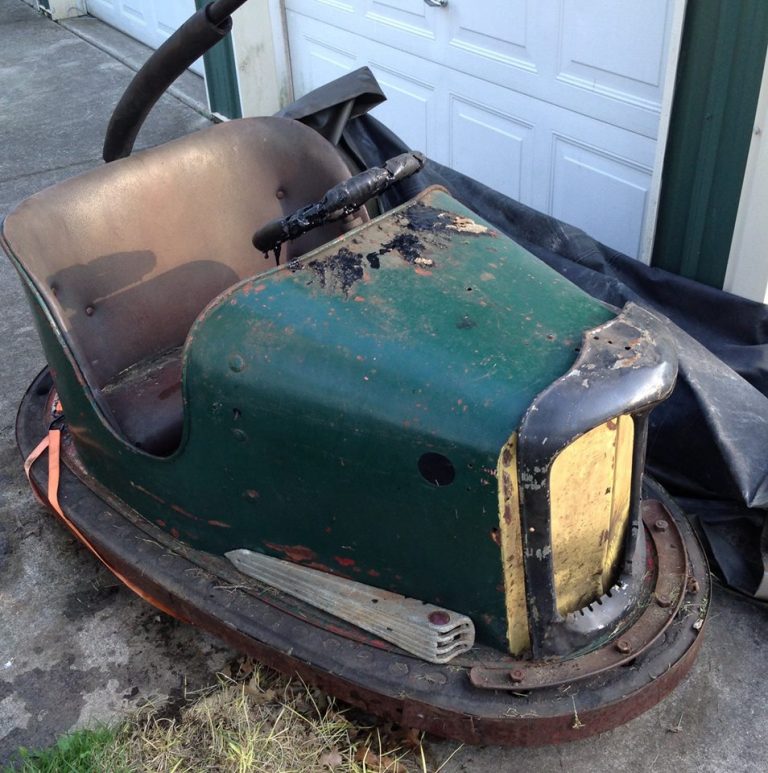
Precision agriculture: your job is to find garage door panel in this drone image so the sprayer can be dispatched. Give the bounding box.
[447,0,534,73]
[365,0,437,39]
[448,95,533,203]
[369,64,436,156]
[290,33,358,95]
[558,0,670,111]
[287,0,674,258]
[550,135,651,258]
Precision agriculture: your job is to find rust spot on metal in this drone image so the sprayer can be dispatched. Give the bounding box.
[264,542,317,563]
[606,419,618,430]
[368,569,381,577]
[353,296,366,302]
[130,482,167,505]
[208,520,231,528]
[414,267,433,277]
[244,489,260,501]
[155,519,166,527]
[170,527,180,539]
[334,556,356,568]
[171,504,203,522]
[306,561,335,573]
[253,283,267,293]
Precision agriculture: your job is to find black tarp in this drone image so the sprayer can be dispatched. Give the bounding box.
[284,71,768,600]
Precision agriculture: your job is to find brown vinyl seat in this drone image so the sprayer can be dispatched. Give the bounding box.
[2,117,367,455]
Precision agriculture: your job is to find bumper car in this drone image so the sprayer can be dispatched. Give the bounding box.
[1,0,709,746]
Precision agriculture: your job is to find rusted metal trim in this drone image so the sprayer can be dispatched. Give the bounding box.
[517,303,678,658]
[469,500,689,691]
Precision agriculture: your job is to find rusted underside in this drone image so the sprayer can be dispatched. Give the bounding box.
[17,369,710,746]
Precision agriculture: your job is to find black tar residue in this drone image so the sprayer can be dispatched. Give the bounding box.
[306,247,364,296]
[381,233,423,263]
[294,203,449,295]
[404,203,450,233]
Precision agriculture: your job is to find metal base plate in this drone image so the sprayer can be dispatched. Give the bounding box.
[16,368,711,746]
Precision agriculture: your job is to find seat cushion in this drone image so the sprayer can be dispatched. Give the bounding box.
[100,347,183,456]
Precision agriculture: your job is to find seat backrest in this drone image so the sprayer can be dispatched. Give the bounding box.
[3,116,363,390]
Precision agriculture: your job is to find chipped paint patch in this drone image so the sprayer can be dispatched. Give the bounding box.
[442,214,490,235]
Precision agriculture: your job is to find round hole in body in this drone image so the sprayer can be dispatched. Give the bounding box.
[418,453,456,486]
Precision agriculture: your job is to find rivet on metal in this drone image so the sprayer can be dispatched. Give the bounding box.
[232,428,247,443]
[654,519,669,532]
[428,611,450,626]
[229,355,245,372]
[655,593,672,608]
[276,189,285,200]
[509,669,525,683]
[615,638,632,654]
[85,305,94,316]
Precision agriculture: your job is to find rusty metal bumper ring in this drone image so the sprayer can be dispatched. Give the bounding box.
[469,499,693,691]
[17,368,711,746]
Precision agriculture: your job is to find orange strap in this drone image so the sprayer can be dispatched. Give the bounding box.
[24,429,187,623]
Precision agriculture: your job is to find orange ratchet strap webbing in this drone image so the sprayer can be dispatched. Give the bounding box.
[24,428,188,623]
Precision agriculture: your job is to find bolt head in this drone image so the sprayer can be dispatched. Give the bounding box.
[615,638,632,654]
[654,519,669,532]
[428,611,450,626]
[509,669,525,683]
[655,593,672,608]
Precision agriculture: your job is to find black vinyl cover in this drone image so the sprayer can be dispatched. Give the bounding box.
[344,115,768,599]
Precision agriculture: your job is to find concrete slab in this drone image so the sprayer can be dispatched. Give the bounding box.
[0,16,209,182]
[0,0,36,24]
[59,15,208,114]
[1,2,767,771]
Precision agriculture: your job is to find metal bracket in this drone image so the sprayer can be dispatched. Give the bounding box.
[226,549,474,663]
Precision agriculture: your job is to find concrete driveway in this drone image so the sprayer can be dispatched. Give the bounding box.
[1,2,766,770]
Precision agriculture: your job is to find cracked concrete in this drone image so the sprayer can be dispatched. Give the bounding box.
[0,1,767,770]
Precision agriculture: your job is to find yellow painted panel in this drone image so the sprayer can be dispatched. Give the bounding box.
[496,435,530,655]
[549,417,635,615]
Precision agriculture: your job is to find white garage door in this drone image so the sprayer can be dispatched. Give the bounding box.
[285,0,680,259]
[87,0,204,76]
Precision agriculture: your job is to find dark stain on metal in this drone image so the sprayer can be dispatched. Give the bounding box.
[457,315,476,329]
[365,252,381,269]
[381,233,424,264]
[305,247,365,296]
[403,203,451,233]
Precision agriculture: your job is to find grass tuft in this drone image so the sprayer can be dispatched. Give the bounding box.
[5,658,462,772]
[3,726,129,773]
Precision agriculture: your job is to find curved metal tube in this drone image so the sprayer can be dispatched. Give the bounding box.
[102,0,249,162]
